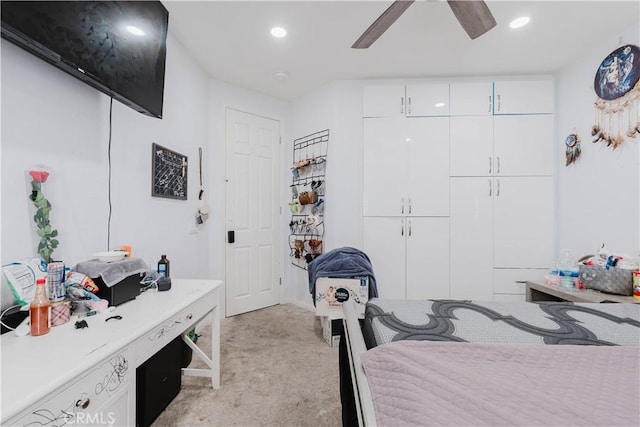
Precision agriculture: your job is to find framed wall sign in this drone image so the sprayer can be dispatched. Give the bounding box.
[151,143,188,200]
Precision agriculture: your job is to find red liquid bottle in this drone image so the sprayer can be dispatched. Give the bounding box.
[30,278,51,336]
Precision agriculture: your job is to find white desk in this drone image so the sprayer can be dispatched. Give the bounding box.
[1,279,222,426]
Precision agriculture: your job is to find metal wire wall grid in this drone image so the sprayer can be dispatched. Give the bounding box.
[289,129,328,270]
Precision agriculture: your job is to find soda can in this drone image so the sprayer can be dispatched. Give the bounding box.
[47,261,66,302]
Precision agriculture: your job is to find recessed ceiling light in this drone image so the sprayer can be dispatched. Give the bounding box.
[434,102,446,108]
[270,27,287,38]
[509,16,530,29]
[274,71,288,81]
[126,25,145,36]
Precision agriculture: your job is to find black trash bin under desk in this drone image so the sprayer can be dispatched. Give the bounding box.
[136,336,183,427]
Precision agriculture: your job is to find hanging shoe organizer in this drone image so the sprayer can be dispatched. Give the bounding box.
[289,129,328,270]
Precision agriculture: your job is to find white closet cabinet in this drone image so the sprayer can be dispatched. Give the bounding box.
[450,176,554,300]
[364,217,450,299]
[450,116,493,176]
[363,83,449,117]
[449,81,493,116]
[451,115,553,177]
[493,176,554,268]
[449,177,494,300]
[363,117,449,217]
[494,80,554,114]
[493,115,554,176]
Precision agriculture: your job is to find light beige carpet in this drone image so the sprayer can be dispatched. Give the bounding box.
[152,303,342,427]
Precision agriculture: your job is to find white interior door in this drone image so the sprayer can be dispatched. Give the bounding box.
[225,108,280,317]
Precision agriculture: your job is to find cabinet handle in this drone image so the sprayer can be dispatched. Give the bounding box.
[515,280,527,284]
[76,397,90,410]
[401,197,404,214]
[408,97,412,114]
[497,94,501,112]
[496,156,501,174]
[400,97,404,114]
[488,179,492,197]
[408,220,412,236]
[408,197,412,215]
[401,219,404,236]
[496,179,500,197]
[489,95,492,113]
[488,157,492,174]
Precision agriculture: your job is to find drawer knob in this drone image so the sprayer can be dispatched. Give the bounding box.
[76,397,90,409]
[186,313,193,320]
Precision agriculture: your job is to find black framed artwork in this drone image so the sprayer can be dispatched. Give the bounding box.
[151,143,188,200]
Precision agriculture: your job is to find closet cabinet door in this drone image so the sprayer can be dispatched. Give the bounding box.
[363,217,407,299]
[407,117,450,216]
[493,115,554,176]
[363,118,407,216]
[449,81,493,116]
[449,178,494,300]
[494,80,554,114]
[493,177,554,269]
[406,217,450,299]
[363,84,405,118]
[449,116,493,177]
[405,83,449,116]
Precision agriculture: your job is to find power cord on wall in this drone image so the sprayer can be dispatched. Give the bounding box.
[107,97,113,251]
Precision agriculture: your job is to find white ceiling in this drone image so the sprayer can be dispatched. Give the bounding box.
[163,0,640,101]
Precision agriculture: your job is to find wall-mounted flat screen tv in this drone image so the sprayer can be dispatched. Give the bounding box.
[1,1,169,119]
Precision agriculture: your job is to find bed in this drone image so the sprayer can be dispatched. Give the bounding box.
[341,298,640,426]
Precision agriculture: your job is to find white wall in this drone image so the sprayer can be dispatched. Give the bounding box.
[556,23,640,260]
[1,33,212,307]
[284,80,366,309]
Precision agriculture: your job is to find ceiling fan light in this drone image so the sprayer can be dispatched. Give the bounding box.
[509,16,530,29]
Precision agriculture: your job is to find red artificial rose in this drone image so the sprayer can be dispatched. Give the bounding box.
[29,170,49,183]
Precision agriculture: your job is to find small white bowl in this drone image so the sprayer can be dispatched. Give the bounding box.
[93,251,126,263]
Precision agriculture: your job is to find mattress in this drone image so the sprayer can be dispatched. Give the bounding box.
[363,298,640,348]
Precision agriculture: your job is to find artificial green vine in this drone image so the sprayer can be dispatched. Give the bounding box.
[29,171,58,263]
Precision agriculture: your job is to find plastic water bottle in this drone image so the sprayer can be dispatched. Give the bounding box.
[557,249,574,288]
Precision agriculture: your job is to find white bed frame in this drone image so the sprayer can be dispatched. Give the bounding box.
[343,300,377,426]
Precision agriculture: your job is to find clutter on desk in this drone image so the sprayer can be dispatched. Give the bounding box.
[74,257,148,306]
[577,244,638,296]
[544,244,639,296]
[29,277,50,336]
[157,254,170,278]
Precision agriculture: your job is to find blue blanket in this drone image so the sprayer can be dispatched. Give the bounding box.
[308,247,378,305]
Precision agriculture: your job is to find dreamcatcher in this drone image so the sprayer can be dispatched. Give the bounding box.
[565,131,581,166]
[592,44,640,149]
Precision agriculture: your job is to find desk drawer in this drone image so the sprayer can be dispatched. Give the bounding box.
[133,292,215,365]
[9,349,130,426]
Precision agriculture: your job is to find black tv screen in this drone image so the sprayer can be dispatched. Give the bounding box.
[1,1,168,118]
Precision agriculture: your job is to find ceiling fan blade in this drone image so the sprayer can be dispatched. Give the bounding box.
[352,0,415,49]
[447,0,497,40]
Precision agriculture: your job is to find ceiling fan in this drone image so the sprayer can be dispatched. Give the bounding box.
[352,0,497,49]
